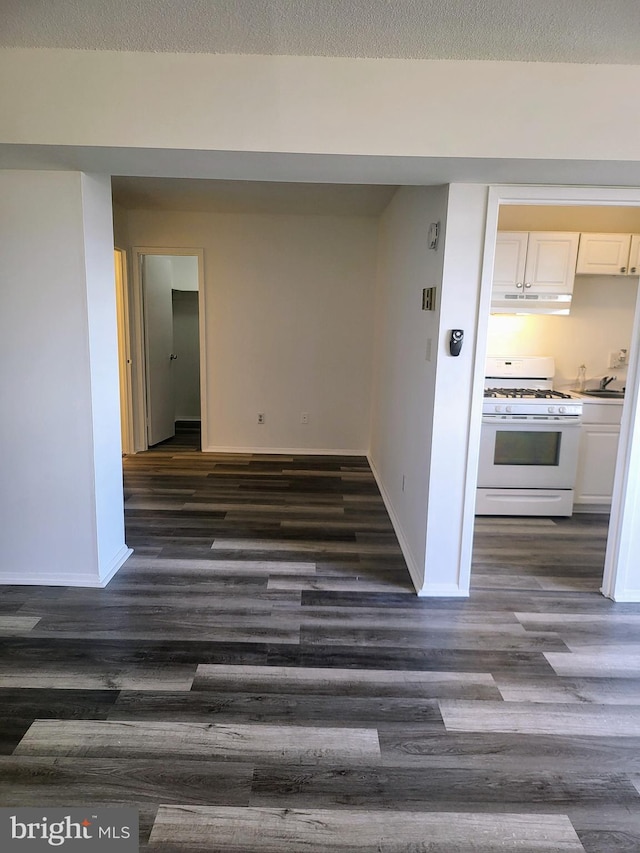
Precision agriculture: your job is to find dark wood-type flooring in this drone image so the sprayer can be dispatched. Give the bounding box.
[2,424,640,851]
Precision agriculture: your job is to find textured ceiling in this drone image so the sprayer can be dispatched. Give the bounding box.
[2,0,640,64]
[111,177,398,215]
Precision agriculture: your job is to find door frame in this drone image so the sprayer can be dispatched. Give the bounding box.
[130,247,207,452]
[114,247,135,455]
[467,184,640,602]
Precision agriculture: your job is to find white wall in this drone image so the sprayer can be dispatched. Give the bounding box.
[3,50,640,164]
[370,184,488,595]
[369,186,449,589]
[487,276,638,389]
[170,255,199,291]
[0,170,130,586]
[127,209,378,453]
[426,184,489,596]
[112,202,129,248]
[81,173,131,582]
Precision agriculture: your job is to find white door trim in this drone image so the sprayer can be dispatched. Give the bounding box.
[131,247,207,452]
[468,184,640,602]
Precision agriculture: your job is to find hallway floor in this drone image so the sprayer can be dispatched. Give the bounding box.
[1,433,640,851]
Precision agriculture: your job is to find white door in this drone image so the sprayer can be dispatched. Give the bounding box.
[143,255,176,445]
[114,249,134,455]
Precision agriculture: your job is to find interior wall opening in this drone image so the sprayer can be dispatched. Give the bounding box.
[132,250,205,451]
[472,202,640,597]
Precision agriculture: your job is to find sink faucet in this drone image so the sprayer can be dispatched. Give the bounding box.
[599,375,617,390]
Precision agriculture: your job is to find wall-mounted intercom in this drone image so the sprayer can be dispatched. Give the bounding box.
[449,329,463,356]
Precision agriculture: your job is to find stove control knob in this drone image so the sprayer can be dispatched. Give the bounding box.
[505,405,512,413]
[548,406,555,413]
[559,406,567,414]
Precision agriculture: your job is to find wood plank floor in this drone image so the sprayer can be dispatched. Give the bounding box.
[2,425,640,851]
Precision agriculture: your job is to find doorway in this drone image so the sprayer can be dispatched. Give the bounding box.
[131,248,207,451]
[467,187,640,602]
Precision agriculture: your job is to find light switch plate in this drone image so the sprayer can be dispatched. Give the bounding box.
[422,287,436,311]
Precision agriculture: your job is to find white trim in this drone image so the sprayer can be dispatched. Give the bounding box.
[195,249,208,451]
[416,584,468,599]
[456,186,495,596]
[471,183,640,604]
[605,588,640,603]
[368,455,422,594]
[131,247,206,452]
[99,545,134,587]
[204,445,368,456]
[602,278,640,601]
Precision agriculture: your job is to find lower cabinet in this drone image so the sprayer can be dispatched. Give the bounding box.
[574,402,623,508]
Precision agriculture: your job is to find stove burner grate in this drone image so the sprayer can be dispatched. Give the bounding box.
[484,387,572,400]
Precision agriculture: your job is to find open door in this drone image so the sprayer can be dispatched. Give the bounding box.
[114,248,134,455]
[143,255,177,446]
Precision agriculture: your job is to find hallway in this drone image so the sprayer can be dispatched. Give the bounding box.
[1,437,639,851]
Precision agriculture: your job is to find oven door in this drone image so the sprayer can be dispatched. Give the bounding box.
[478,417,581,489]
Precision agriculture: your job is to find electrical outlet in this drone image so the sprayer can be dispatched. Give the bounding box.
[257,413,265,424]
[301,412,309,424]
[609,349,628,369]
[425,338,432,362]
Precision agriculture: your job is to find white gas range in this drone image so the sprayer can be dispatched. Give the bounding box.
[476,356,583,517]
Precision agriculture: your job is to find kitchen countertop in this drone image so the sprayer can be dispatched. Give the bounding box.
[574,391,625,405]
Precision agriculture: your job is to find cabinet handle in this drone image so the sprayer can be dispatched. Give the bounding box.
[621,267,627,273]
[524,282,532,288]
[516,282,523,288]
[631,267,637,274]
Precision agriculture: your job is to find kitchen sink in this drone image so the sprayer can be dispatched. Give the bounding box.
[582,389,625,399]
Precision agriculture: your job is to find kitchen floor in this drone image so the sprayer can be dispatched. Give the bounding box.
[1,432,639,852]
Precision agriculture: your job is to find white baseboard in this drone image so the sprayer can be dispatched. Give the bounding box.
[203,446,368,456]
[0,545,133,588]
[603,587,640,602]
[416,583,469,598]
[99,545,134,587]
[573,503,612,514]
[367,455,423,594]
[0,571,102,588]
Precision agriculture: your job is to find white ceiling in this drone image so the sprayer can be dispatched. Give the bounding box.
[2,0,640,64]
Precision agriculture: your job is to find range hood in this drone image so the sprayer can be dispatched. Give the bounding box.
[490,290,572,315]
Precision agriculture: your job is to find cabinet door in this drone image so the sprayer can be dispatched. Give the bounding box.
[574,424,620,505]
[575,233,631,275]
[493,232,528,291]
[523,232,580,293]
[628,235,640,275]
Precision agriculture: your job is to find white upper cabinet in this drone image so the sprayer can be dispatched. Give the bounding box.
[493,232,579,312]
[524,232,580,293]
[628,235,640,275]
[576,233,640,275]
[493,231,528,291]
